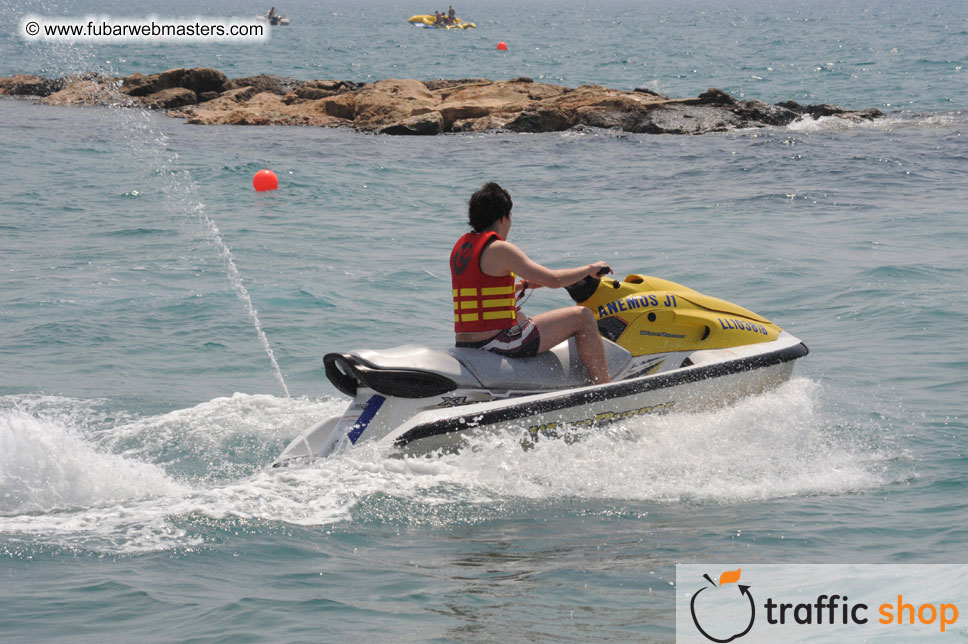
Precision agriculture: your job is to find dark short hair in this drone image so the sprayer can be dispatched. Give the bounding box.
[467,182,512,232]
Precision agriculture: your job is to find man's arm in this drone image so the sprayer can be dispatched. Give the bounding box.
[481,240,610,288]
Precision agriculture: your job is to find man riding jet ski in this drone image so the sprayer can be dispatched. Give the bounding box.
[451,182,612,383]
[273,186,808,466]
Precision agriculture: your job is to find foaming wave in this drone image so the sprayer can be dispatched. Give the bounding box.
[0,382,892,553]
[786,110,967,133]
[0,394,348,553]
[786,114,860,133]
[103,393,346,482]
[254,378,890,519]
[0,408,184,514]
[434,377,889,504]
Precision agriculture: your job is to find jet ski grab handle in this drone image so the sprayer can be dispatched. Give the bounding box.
[565,265,615,303]
[324,352,458,398]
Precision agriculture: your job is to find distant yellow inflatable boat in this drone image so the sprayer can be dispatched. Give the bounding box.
[408,14,476,29]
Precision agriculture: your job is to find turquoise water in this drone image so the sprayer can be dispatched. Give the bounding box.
[1,0,966,642]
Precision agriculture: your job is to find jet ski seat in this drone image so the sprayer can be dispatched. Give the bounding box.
[450,338,631,391]
[325,340,632,398]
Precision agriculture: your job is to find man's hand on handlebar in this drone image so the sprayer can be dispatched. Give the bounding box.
[590,261,612,277]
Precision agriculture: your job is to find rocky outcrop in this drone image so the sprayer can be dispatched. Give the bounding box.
[141,87,198,109]
[777,100,884,122]
[38,74,127,107]
[225,74,306,96]
[352,79,439,130]
[120,67,227,97]
[0,67,885,135]
[0,74,64,96]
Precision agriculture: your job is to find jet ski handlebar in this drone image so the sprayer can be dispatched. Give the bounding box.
[565,265,613,302]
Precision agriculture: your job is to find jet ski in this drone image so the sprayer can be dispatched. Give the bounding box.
[256,13,290,25]
[408,14,476,29]
[273,272,808,466]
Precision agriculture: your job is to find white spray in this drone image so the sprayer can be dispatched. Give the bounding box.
[122,106,290,397]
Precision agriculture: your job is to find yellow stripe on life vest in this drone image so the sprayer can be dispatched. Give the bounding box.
[480,285,515,296]
[482,298,515,308]
[481,310,515,321]
[460,313,480,322]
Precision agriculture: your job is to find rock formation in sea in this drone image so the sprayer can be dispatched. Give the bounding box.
[0,67,884,135]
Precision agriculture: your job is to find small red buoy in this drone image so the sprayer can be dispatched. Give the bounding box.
[253,169,279,192]
[496,41,508,51]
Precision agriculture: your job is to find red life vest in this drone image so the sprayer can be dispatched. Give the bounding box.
[450,231,517,333]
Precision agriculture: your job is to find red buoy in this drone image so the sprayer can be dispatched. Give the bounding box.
[497,41,508,51]
[253,169,279,191]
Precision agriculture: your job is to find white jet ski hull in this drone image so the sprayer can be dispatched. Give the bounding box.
[274,331,807,466]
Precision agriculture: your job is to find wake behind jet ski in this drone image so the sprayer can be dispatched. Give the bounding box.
[273,272,808,466]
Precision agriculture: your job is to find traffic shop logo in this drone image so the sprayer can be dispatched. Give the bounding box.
[689,569,755,643]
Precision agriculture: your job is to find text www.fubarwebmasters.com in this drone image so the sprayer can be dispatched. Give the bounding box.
[21,16,268,43]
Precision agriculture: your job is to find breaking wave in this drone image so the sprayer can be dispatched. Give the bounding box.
[0,380,894,553]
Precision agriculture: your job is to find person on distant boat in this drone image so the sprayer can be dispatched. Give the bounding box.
[451,182,612,383]
[267,7,278,25]
[448,6,456,23]
[434,11,444,26]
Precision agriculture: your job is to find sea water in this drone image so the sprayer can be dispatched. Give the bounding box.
[1,0,966,642]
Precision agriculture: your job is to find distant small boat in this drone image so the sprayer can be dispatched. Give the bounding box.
[257,14,291,26]
[408,14,475,29]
